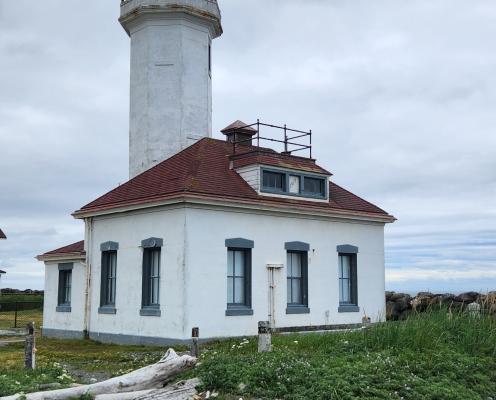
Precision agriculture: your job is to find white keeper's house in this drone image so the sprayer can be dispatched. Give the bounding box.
[37,0,395,345]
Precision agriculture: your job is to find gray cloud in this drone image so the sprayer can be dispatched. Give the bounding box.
[0,0,495,292]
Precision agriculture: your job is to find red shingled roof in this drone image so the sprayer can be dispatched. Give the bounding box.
[76,138,392,219]
[0,229,6,239]
[39,240,85,258]
[231,149,331,175]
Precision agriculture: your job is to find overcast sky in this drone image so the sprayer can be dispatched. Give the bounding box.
[0,0,495,294]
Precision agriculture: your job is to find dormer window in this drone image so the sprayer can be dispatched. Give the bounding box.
[262,171,286,192]
[303,177,326,197]
[261,168,328,200]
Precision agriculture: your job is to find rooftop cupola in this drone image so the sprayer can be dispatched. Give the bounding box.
[221,120,257,146]
[120,0,223,178]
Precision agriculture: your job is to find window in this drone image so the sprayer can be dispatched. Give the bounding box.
[260,168,327,199]
[141,237,163,316]
[101,251,117,308]
[285,244,309,314]
[57,263,73,312]
[225,238,253,316]
[338,253,358,310]
[262,171,286,192]
[143,248,161,308]
[227,249,250,306]
[287,252,303,304]
[303,177,325,196]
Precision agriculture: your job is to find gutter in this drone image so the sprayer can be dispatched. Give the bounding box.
[36,253,86,263]
[72,194,396,224]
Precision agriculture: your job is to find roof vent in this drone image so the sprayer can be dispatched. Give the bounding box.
[221,120,257,146]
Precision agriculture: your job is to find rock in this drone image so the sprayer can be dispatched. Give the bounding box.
[411,294,432,312]
[385,291,395,302]
[395,294,412,312]
[457,292,480,303]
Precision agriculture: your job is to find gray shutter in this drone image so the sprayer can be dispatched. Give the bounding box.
[351,255,358,305]
[302,252,309,306]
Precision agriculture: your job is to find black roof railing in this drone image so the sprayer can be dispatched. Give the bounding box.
[231,120,313,159]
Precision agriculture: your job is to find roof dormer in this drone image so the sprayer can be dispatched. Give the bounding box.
[224,120,332,202]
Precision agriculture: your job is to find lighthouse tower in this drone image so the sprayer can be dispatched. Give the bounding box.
[120,0,223,178]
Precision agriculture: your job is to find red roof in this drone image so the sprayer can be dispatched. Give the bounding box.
[76,138,393,219]
[0,229,6,239]
[39,240,85,259]
[231,149,331,175]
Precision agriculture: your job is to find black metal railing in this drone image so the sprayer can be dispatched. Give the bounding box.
[231,120,313,159]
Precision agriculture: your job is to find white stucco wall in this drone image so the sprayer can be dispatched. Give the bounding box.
[43,260,86,336]
[184,207,386,339]
[65,204,387,344]
[87,207,187,342]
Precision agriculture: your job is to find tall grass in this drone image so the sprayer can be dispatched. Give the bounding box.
[362,307,496,357]
[196,309,496,399]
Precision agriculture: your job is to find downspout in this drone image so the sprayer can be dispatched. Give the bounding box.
[83,217,93,339]
[181,207,188,339]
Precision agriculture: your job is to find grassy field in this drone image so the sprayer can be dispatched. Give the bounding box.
[0,310,495,399]
[0,295,44,304]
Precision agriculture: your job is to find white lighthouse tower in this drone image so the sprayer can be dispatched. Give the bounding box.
[120,0,223,178]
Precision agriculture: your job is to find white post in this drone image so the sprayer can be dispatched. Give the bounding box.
[468,302,481,318]
[258,321,272,353]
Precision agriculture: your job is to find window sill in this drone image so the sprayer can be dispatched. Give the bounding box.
[140,307,161,317]
[261,188,326,201]
[98,306,117,315]
[286,306,310,315]
[338,305,360,313]
[225,308,254,316]
[56,305,71,313]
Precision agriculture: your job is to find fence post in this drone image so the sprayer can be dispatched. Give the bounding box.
[25,322,36,369]
[14,301,18,328]
[191,327,200,358]
[258,321,272,353]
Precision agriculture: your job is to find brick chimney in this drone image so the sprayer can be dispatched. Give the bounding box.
[221,120,257,146]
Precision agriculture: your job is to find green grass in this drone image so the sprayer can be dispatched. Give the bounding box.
[194,310,496,399]
[0,310,495,399]
[0,295,44,304]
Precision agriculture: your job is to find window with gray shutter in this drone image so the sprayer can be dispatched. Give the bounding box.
[142,247,161,308]
[338,254,358,306]
[58,270,72,306]
[57,264,73,312]
[101,251,117,308]
[225,238,253,316]
[286,249,309,314]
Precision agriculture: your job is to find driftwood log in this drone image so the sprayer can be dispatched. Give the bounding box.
[1,349,196,400]
[94,378,200,400]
